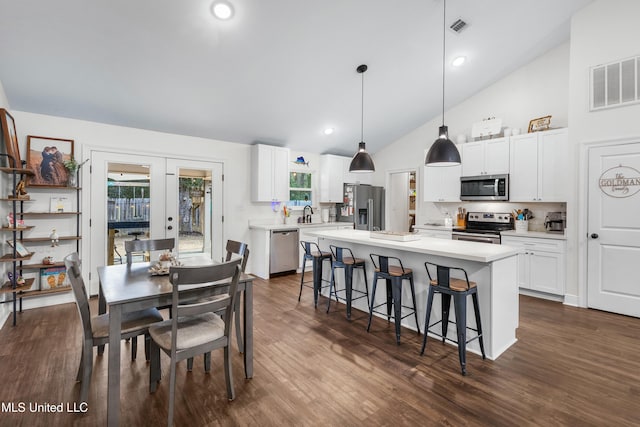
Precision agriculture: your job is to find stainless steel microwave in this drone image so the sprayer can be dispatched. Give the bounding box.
[460,174,509,201]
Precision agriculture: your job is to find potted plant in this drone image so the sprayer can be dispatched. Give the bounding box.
[63,157,79,187]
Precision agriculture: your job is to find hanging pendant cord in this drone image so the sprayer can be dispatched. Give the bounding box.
[361,70,365,142]
[441,0,446,127]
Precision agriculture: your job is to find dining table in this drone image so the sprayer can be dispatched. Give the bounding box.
[97,256,255,427]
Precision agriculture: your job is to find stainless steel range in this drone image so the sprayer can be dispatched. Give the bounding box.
[452,211,513,244]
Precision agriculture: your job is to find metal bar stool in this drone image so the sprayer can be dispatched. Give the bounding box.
[299,241,332,307]
[420,262,486,375]
[367,254,420,344]
[326,245,369,319]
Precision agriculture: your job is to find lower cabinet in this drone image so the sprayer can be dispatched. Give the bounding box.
[501,235,566,296]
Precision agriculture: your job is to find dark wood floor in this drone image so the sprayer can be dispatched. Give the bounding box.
[1,273,639,426]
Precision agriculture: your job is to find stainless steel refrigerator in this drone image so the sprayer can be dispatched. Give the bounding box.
[336,183,385,230]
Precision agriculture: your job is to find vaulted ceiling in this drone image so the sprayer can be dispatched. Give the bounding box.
[0,0,591,156]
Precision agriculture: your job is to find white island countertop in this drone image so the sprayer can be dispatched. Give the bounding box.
[248,222,350,231]
[308,229,519,263]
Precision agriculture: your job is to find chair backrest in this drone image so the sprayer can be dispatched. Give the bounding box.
[225,240,249,272]
[424,261,470,289]
[300,240,322,258]
[64,252,93,341]
[369,253,406,275]
[329,245,355,263]
[168,258,242,344]
[125,238,175,264]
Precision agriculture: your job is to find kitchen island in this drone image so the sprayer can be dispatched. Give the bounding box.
[309,229,519,360]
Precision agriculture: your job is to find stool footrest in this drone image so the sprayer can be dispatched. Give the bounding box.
[425,320,483,345]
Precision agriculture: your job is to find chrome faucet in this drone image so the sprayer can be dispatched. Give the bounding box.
[303,205,313,223]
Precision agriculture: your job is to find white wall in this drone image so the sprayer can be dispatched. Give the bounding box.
[0,80,9,325]
[371,42,571,225]
[568,0,640,305]
[0,79,9,109]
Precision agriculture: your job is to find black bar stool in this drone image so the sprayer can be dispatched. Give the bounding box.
[299,241,332,308]
[367,254,420,344]
[420,262,486,375]
[326,245,369,319]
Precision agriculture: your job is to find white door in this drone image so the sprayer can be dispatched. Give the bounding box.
[165,158,224,263]
[587,142,640,317]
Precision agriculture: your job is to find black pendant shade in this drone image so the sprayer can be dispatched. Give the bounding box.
[350,141,375,172]
[349,64,375,173]
[425,125,461,166]
[425,0,461,167]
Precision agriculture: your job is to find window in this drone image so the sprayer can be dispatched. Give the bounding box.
[287,171,312,208]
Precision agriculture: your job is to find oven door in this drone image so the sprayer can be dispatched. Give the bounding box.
[452,232,501,244]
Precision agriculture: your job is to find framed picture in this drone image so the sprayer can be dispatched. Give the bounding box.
[50,196,72,212]
[6,240,31,257]
[528,115,552,133]
[26,135,74,187]
[0,108,21,168]
[40,266,69,289]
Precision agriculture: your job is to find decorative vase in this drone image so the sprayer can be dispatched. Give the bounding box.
[68,172,77,187]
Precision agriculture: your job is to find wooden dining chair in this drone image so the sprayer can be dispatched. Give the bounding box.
[148,258,242,426]
[187,240,249,370]
[124,237,175,264]
[64,253,164,405]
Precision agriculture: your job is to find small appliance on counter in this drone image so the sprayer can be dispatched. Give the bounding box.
[544,212,566,233]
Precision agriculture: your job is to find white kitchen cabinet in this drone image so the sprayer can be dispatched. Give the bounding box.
[509,128,568,202]
[251,144,290,202]
[423,149,461,202]
[320,155,348,203]
[501,235,566,296]
[461,137,509,177]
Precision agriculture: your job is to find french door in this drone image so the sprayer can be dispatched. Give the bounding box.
[88,151,223,295]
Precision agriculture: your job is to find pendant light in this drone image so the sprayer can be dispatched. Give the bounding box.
[425,0,461,166]
[349,64,375,173]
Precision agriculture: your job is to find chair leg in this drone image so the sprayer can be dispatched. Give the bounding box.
[367,273,379,332]
[187,357,194,371]
[234,297,244,353]
[204,352,211,373]
[224,345,235,401]
[312,258,322,308]
[76,345,84,382]
[391,278,403,345]
[472,292,486,359]
[79,341,93,404]
[326,265,336,313]
[361,265,370,308]
[131,336,137,361]
[298,258,307,301]
[420,286,436,355]
[345,266,353,320]
[145,334,152,361]
[453,293,468,375]
[149,340,161,393]
[441,293,452,343]
[168,359,177,427]
[409,275,420,335]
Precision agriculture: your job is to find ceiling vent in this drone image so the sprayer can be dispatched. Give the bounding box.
[449,18,467,34]
[590,55,640,111]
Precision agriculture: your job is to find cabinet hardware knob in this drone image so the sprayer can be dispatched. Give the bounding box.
[167,226,173,230]
[590,233,598,239]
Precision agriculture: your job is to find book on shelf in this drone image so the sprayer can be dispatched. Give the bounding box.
[6,240,31,257]
[40,266,69,289]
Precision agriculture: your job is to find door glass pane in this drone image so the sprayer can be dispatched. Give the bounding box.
[106,163,150,265]
[177,168,212,256]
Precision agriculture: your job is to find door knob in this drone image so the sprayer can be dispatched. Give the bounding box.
[168,217,173,222]
[590,233,598,239]
[167,225,173,230]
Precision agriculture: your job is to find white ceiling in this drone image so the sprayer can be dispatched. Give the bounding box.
[0,0,591,157]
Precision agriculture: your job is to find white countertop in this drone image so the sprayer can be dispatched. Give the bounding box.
[501,230,566,240]
[308,229,519,263]
[249,222,350,231]
[413,224,453,231]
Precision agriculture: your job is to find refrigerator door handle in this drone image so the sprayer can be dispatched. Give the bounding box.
[367,198,374,231]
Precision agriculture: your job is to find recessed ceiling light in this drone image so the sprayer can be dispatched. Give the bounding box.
[324,127,335,135]
[452,56,466,67]
[211,1,234,20]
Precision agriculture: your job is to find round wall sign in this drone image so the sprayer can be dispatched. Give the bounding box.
[598,165,640,198]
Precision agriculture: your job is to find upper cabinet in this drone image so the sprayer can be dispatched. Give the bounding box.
[319,154,346,203]
[461,137,509,177]
[423,150,461,202]
[251,144,290,202]
[509,128,568,202]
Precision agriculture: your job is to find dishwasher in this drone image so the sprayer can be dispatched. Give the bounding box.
[270,229,299,275]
